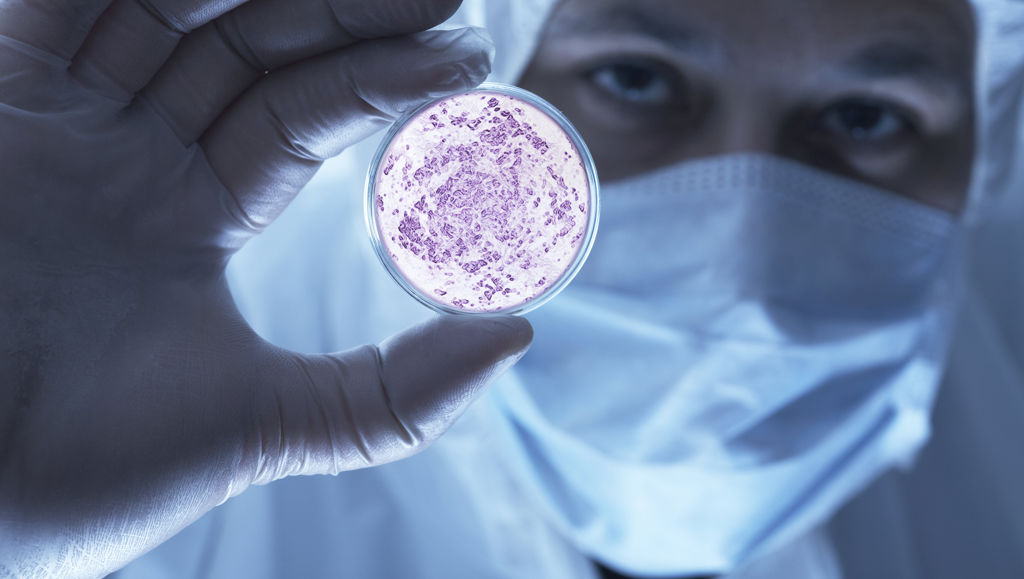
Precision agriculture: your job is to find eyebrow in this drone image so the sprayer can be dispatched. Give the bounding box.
[552,4,720,59]
[841,42,955,81]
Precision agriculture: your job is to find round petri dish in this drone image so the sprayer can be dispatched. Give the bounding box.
[365,82,600,315]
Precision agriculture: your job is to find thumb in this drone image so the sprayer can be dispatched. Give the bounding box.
[251,315,533,484]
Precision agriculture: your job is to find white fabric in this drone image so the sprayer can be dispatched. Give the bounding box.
[115,0,1024,578]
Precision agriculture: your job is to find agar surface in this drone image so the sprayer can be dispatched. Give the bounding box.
[375,92,590,312]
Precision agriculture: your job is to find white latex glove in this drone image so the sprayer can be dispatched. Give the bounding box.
[0,1,532,576]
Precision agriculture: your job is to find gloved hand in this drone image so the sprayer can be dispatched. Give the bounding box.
[0,1,531,576]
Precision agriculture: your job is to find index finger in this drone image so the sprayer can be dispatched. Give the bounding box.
[141,0,466,143]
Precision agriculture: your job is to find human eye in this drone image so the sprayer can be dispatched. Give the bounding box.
[815,98,918,145]
[586,60,684,109]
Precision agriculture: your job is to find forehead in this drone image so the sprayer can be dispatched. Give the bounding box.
[548,0,975,75]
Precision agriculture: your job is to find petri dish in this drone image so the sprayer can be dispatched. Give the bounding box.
[365,82,600,315]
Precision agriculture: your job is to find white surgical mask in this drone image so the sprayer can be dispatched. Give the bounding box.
[488,154,966,576]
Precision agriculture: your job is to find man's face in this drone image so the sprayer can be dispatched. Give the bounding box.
[518,0,976,212]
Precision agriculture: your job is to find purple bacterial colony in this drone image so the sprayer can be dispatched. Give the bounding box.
[374,91,591,313]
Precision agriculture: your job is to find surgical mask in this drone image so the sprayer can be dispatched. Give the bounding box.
[488,154,965,576]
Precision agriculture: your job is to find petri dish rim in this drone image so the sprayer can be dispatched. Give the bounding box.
[364,82,600,316]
